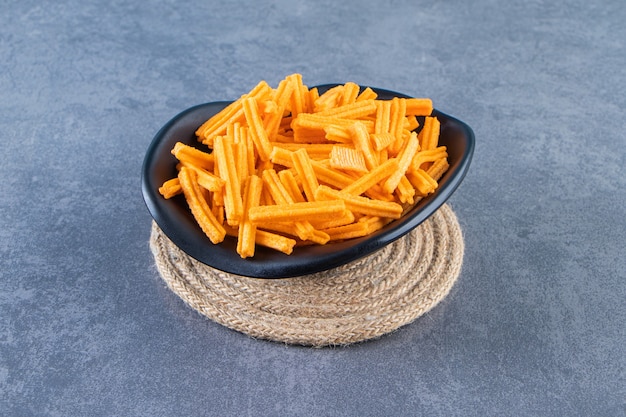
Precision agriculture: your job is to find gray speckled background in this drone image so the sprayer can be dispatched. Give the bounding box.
[1,0,625,416]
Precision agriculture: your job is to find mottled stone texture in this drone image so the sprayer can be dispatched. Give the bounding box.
[1,0,624,416]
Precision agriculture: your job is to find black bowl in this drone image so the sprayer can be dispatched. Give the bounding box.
[142,85,474,278]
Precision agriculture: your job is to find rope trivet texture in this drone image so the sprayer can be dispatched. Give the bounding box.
[149,204,464,347]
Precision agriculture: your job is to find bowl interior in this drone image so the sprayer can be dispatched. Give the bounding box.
[141,85,474,278]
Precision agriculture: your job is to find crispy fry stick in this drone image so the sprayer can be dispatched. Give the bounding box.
[374,100,391,135]
[350,121,378,170]
[315,185,403,219]
[291,148,320,201]
[395,175,415,205]
[255,230,296,255]
[288,73,306,117]
[340,82,360,105]
[329,146,368,173]
[410,146,448,173]
[341,158,399,196]
[406,115,420,131]
[309,159,355,189]
[324,125,352,144]
[242,97,274,161]
[383,131,420,194]
[324,221,370,241]
[314,99,377,119]
[389,97,407,155]
[418,116,441,151]
[269,146,295,168]
[237,175,263,258]
[360,215,391,234]
[308,209,355,229]
[405,98,433,116]
[178,161,225,192]
[196,80,271,144]
[406,168,438,196]
[248,200,346,223]
[263,104,285,142]
[158,178,182,199]
[371,133,394,151]
[261,169,320,241]
[273,143,336,160]
[293,113,375,132]
[273,77,295,112]
[172,142,214,170]
[308,87,319,108]
[278,169,305,203]
[426,157,450,182]
[293,127,328,144]
[314,85,343,112]
[178,167,226,244]
[356,87,377,102]
[213,136,243,225]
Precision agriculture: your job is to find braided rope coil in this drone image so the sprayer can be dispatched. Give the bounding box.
[150,204,464,346]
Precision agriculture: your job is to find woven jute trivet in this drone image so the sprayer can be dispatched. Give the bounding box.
[149,204,464,347]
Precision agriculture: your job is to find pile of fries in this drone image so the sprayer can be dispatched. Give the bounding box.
[158,74,448,258]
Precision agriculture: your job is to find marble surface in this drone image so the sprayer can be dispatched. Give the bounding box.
[1,0,625,415]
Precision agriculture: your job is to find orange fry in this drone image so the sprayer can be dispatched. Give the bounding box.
[158,178,182,199]
[213,136,243,225]
[382,131,420,194]
[278,169,306,203]
[171,142,214,170]
[356,87,378,102]
[242,97,273,161]
[374,100,391,135]
[371,133,395,151]
[324,125,352,144]
[178,162,225,192]
[340,82,360,105]
[261,169,317,241]
[178,167,226,244]
[405,98,433,116]
[291,148,320,201]
[249,200,346,223]
[426,157,450,182]
[196,80,271,144]
[308,209,355,229]
[324,221,370,241]
[314,99,377,119]
[314,85,344,112]
[341,158,399,196]
[329,146,368,174]
[418,116,441,151]
[388,97,407,155]
[350,121,378,170]
[236,175,263,258]
[407,168,438,196]
[410,146,448,173]
[315,185,403,219]
[255,230,297,255]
